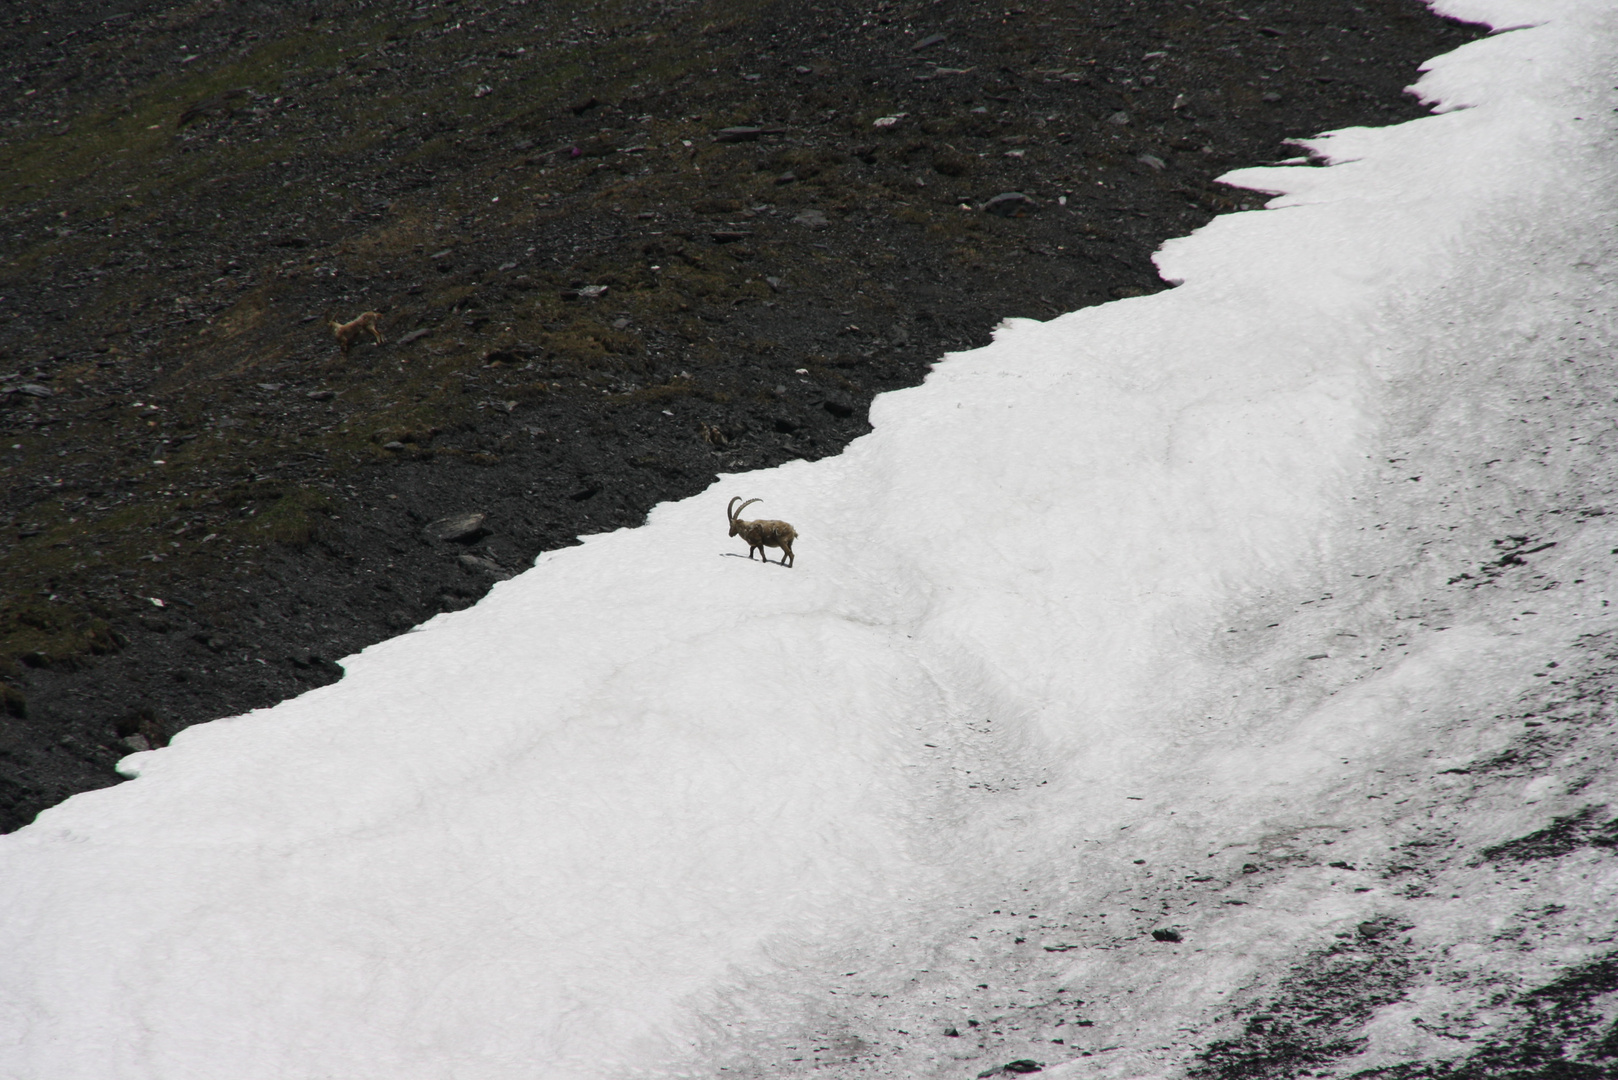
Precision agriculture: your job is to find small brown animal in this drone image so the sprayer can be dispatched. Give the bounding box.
[327,310,385,356]
[728,496,797,567]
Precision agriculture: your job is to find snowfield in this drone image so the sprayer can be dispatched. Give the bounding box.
[4,0,1617,1077]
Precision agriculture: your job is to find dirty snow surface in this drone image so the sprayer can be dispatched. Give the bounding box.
[4,1,1617,1077]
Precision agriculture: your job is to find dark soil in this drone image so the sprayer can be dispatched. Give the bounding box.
[0,0,1484,833]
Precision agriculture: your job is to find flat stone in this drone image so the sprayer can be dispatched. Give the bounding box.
[822,396,855,419]
[983,191,1036,217]
[423,512,488,543]
[714,126,763,143]
[458,553,512,580]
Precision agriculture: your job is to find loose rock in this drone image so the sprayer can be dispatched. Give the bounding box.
[423,512,489,543]
[983,192,1036,217]
[458,553,512,580]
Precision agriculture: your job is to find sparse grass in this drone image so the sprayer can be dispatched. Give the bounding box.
[253,487,333,548]
[0,598,122,672]
[609,383,696,407]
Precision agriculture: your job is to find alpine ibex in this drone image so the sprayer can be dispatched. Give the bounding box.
[728,496,797,567]
[326,310,385,356]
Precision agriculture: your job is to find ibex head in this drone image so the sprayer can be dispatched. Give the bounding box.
[727,496,762,537]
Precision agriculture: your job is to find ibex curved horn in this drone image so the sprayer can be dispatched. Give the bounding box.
[728,496,743,522]
[733,498,762,519]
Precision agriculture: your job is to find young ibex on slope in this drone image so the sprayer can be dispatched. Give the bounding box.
[326,310,385,357]
[728,496,797,567]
